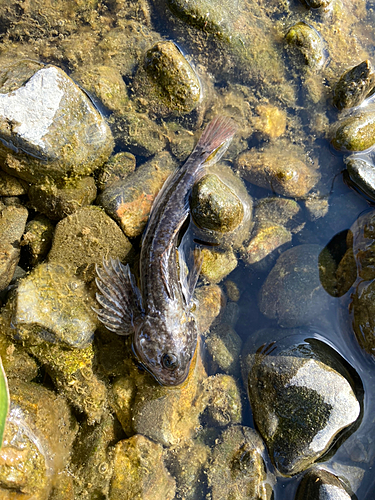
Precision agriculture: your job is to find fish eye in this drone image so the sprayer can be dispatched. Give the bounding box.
[161,353,179,371]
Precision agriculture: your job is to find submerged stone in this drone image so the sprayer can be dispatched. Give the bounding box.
[109,435,176,500]
[333,60,375,111]
[351,279,375,356]
[21,215,55,267]
[97,152,136,191]
[200,247,238,284]
[332,111,375,152]
[207,425,272,500]
[346,155,375,200]
[248,341,361,475]
[285,22,326,72]
[0,62,114,183]
[295,467,356,500]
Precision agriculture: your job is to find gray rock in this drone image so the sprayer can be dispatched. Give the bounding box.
[295,468,355,500]
[259,244,333,328]
[248,341,361,475]
[346,155,375,200]
[8,261,98,348]
[207,425,273,500]
[0,63,114,183]
[0,204,28,291]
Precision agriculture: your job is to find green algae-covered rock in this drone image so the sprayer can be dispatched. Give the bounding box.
[97,152,136,191]
[109,435,176,500]
[333,60,375,111]
[144,41,201,114]
[351,279,375,356]
[207,425,272,500]
[243,223,292,265]
[7,261,98,348]
[48,206,132,282]
[0,62,114,183]
[285,22,326,72]
[191,174,244,233]
[200,374,242,426]
[22,215,55,267]
[332,111,375,152]
[200,247,238,284]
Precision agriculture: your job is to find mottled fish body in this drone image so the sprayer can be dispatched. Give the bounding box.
[95,116,237,386]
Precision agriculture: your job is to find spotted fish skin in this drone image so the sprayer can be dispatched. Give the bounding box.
[95,116,237,386]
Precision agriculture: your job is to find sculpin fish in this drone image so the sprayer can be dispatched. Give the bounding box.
[95,116,237,386]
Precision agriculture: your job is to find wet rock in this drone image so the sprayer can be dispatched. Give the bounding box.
[0,332,38,382]
[236,143,320,198]
[332,110,375,152]
[0,171,27,196]
[248,339,361,475]
[207,425,272,500]
[254,197,301,227]
[285,22,326,73]
[97,152,136,191]
[110,376,137,436]
[140,41,201,114]
[0,204,28,291]
[166,121,197,161]
[98,152,176,238]
[224,280,240,302]
[295,467,356,500]
[166,440,209,500]
[304,193,329,221]
[200,374,242,427]
[71,412,122,500]
[350,210,375,281]
[109,434,176,500]
[345,155,375,200]
[259,244,333,328]
[28,177,97,221]
[21,215,55,267]
[243,223,292,265]
[6,261,98,348]
[110,111,167,157]
[0,63,114,183]
[47,206,132,282]
[200,247,238,284]
[71,65,129,113]
[300,0,333,9]
[333,60,375,111]
[191,174,244,233]
[131,349,207,447]
[350,279,375,356]
[29,341,107,425]
[194,284,226,333]
[205,324,242,376]
[0,379,76,500]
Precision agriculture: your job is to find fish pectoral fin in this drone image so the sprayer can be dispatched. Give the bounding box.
[187,247,203,302]
[94,258,143,335]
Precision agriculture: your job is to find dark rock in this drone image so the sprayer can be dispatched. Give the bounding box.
[333,60,375,111]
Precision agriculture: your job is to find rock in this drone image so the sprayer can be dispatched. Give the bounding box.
[191,174,244,233]
[243,223,292,265]
[110,111,167,157]
[98,152,176,238]
[253,197,301,226]
[28,177,97,220]
[70,413,121,499]
[248,339,361,475]
[345,155,375,200]
[166,121,197,161]
[0,171,27,196]
[166,440,209,500]
[285,22,326,73]
[71,65,129,113]
[332,111,375,152]
[207,425,272,500]
[200,374,242,427]
[47,206,132,282]
[0,63,114,183]
[204,324,242,376]
[6,261,98,348]
[97,152,136,191]
[109,435,176,500]
[29,341,107,425]
[350,210,375,280]
[333,60,375,111]
[224,280,240,302]
[259,244,333,328]
[351,279,375,356]
[0,204,28,291]
[139,41,201,114]
[295,467,356,500]
[236,143,320,198]
[301,0,332,8]
[200,247,238,284]
[304,193,329,221]
[194,284,226,333]
[110,377,137,436]
[21,215,55,267]
[0,379,77,500]
[254,104,287,139]
[0,332,38,382]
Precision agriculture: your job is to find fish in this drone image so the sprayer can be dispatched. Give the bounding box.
[94,116,237,386]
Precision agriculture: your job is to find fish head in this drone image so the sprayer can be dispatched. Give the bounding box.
[132,311,198,387]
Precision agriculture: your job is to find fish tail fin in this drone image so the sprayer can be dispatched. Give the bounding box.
[94,258,143,335]
[194,115,237,167]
